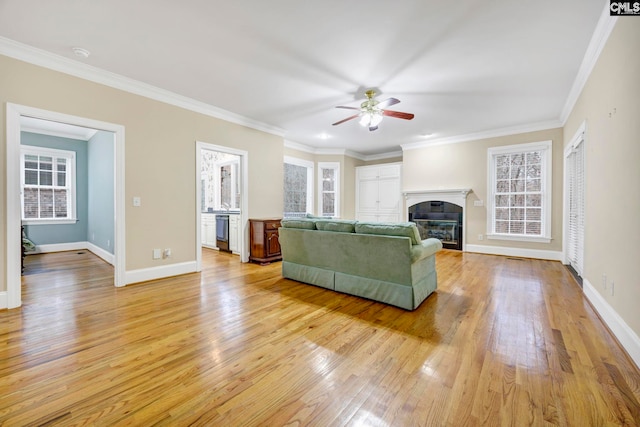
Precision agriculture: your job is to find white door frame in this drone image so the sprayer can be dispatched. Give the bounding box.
[195,141,249,269]
[5,103,126,308]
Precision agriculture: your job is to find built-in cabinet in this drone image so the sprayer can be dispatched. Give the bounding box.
[356,163,403,222]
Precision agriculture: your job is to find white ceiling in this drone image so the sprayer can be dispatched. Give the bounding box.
[0,1,605,156]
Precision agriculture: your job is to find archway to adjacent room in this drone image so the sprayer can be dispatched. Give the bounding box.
[5,103,126,309]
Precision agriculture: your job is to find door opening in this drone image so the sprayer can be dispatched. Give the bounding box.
[6,103,125,309]
[195,141,249,270]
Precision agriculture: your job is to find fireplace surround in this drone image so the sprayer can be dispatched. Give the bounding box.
[404,189,471,251]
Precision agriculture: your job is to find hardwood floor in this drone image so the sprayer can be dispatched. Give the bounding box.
[2,249,639,426]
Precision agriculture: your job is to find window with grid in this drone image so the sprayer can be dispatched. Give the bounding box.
[318,162,340,218]
[487,141,551,242]
[283,156,313,218]
[21,147,76,223]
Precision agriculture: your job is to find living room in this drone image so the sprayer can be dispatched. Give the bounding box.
[1,1,639,424]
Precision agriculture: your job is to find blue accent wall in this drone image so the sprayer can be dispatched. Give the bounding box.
[22,132,88,245]
[87,131,115,254]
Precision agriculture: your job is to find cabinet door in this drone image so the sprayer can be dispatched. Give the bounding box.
[378,178,401,212]
[377,213,400,222]
[357,179,380,211]
[229,216,239,252]
[201,218,207,244]
[206,220,216,246]
[378,164,401,178]
[265,230,281,257]
[356,212,379,222]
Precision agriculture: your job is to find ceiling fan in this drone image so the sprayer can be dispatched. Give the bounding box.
[332,89,414,131]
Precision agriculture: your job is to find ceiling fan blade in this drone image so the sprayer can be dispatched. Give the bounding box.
[332,114,360,126]
[335,106,360,110]
[382,110,415,120]
[375,97,400,109]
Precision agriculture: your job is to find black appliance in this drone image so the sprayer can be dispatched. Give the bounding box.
[216,214,230,252]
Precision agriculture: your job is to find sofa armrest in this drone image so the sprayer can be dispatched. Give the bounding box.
[410,238,443,262]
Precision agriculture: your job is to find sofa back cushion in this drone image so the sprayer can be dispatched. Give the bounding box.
[355,222,422,245]
[315,219,357,233]
[280,218,317,230]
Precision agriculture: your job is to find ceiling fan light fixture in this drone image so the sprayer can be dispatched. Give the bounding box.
[359,111,383,127]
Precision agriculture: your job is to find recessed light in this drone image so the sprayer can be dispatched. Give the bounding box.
[72,47,90,58]
[319,133,330,140]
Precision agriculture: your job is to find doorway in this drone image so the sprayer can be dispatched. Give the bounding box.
[564,122,586,278]
[195,141,249,270]
[6,103,125,309]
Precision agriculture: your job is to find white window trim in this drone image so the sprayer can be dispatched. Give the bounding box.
[318,162,340,218]
[20,145,78,225]
[284,156,314,216]
[486,140,552,243]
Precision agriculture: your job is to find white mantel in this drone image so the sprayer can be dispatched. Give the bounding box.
[404,188,472,208]
[403,188,472,251]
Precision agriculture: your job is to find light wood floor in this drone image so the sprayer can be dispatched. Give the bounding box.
[2,249,639,426]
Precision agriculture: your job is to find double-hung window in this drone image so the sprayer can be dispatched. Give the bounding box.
[487,141,552,242]
[283,156,314,218]
[21,146,77,224]
[318,162,340,218]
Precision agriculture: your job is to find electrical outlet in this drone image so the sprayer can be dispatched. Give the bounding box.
[478,234,484,241]
[133,196,141,207]
[474,200,484,207]
[163,248,171,258]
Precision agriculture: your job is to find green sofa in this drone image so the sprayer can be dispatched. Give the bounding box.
[278,218,443,310]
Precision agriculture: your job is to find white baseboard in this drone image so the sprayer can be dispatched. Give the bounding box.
[31,241,115,265]
[583,278,640,370]
[86,242,115,265]
[0,291,7,309]
[465,244,563,261]
[125,261,198,286]
[32,241,87,254]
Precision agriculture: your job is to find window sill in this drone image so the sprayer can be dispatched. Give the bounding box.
[486,233,551,244]
[22,219,78,226]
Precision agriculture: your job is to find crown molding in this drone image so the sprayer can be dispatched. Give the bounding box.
[284,140,402,162]
[401,119,563,151]
[560,6,618,124]
[0,37,285,137]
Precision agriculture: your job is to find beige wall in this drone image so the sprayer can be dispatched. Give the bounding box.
[564,19,640,337]
[1,55,284,287]
[402,128,564,253]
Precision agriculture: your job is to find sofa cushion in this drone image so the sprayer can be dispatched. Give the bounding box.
[315,219,357,233]
[281,218,317,230]
[355,222,422,245]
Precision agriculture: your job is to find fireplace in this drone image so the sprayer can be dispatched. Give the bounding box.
[409,202,463,250]
[404,189,471,251]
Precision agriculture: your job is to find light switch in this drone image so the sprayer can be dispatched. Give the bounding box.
[133,196,141,207]
[474,200,484,207]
